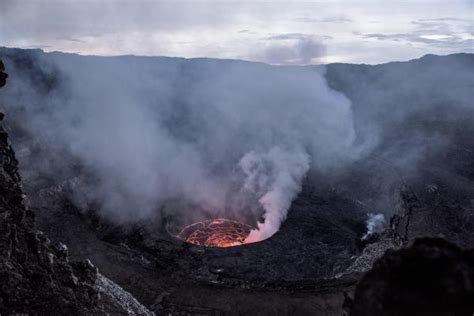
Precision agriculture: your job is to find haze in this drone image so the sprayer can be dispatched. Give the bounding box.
[1,0,473,64]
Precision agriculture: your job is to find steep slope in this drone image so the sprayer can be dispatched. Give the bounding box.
[350,238,474,315]
[0,61,153,315]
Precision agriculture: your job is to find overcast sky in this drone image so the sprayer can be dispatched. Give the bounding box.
[1,0,473,64]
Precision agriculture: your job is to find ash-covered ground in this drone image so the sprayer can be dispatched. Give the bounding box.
[1,48,474,315]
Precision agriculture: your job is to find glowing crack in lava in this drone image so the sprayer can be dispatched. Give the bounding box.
[176,218,252,248]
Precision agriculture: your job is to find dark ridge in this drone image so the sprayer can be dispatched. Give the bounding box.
[351,237,474,315]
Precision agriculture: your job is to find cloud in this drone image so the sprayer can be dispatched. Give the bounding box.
[356,17,474,51]
[0,0,471,63]
[238,29,256,35]
[357,32,473,50]
[0,0,236,36]
[56,37,87,43]
[266,33,309,41]
[411,18,473,35]
[417,17,472,22]
[257,35,327,65]
[294,15,352,24]
[265,33,333,41]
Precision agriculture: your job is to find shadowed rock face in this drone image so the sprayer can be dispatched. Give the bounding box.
[0,60,7,87]
[351,238,474,316]
[0,60,153,315]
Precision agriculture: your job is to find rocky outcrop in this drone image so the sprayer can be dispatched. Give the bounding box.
[392,180,474,249]
[0,60,7,87]
[350,237,474,316]
[0,61,153,315]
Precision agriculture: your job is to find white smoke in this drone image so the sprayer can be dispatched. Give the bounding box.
[0,49,360,241]
[239,147,310,242]
[362,213,386,240]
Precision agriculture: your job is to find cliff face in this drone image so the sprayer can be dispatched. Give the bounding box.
[0,61,7,87]
[350,237,474,315]
[0,61,153,315]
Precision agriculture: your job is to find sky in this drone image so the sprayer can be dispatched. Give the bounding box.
[0,0,473,64]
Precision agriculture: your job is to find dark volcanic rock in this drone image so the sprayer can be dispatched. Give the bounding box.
[0,60,153,315]
[392,179,474,249]
[27,173,363,315]
[351,237,474,316]
[1,48,473,315]
[0,60,7,87]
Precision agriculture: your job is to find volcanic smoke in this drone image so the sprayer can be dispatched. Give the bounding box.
[0,51,358,244]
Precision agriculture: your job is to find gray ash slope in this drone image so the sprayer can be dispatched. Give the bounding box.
[0,48,474,314]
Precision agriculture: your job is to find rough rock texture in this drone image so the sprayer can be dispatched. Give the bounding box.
[351,237,474,316]
[0,61,153,315]
[0,60,7,87]
[28,174,363,315]
[342,234,402,276]
[391,180,474,249]
[1,49,473,314]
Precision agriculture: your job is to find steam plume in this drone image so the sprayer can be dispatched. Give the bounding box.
[362,213,386,240]
[239,147,310,241]
[0,49,358,241]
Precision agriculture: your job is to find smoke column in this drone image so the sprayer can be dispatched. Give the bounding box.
[0,49,359,241]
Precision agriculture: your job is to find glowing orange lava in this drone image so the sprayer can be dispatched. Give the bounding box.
[176,218,252,248]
